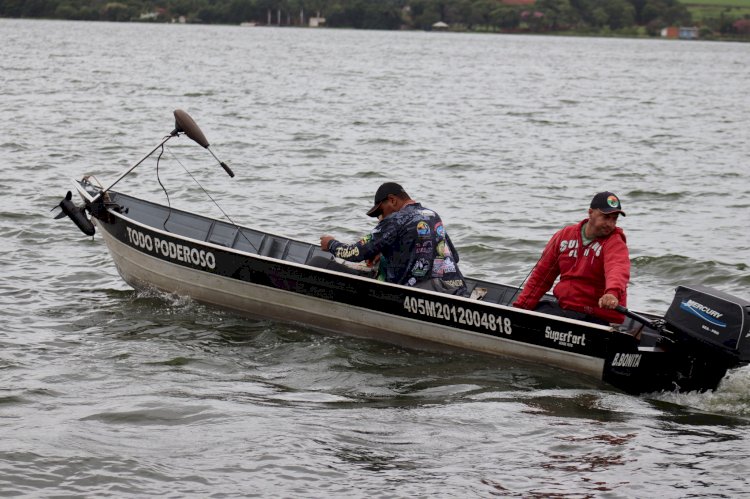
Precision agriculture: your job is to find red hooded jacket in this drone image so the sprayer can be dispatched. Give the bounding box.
[513,219,630,323]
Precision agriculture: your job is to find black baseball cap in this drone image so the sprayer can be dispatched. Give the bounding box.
[590,191,626,216]
[366,182,406,217]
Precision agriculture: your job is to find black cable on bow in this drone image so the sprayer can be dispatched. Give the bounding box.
[155,140,173,232]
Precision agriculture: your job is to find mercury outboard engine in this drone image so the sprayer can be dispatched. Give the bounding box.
[664,285,750,365]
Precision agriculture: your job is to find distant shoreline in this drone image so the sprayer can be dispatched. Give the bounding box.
[2,16,748,43]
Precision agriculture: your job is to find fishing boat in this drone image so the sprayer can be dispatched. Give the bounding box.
[55,110,750,395]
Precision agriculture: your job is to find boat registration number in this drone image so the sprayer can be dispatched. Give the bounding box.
[403,297,512,335]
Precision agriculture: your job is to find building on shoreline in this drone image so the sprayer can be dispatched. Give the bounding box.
[661,26,700,40]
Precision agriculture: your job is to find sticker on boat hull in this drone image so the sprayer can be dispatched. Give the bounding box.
[611,353,642,368]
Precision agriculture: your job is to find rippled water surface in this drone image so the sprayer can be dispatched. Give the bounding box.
[1,19,749,497]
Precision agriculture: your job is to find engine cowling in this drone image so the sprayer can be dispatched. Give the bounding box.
[665,285,750,364]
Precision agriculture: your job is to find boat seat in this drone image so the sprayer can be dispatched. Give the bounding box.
[258,236,288,259]
[306,248,334,265]
[285,240,314,264]
[206,221,238,248]
[163,212,212,241]
[233,229,266,254]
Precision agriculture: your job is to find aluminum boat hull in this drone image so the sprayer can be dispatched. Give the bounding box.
[75,181,736,395]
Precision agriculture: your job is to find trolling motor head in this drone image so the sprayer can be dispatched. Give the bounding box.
[172,109,234,177]
[172,109,209,148]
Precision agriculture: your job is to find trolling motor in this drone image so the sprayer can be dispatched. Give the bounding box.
[54,109,233,236]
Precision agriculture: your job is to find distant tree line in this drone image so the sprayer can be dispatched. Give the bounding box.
[1,0,748,37]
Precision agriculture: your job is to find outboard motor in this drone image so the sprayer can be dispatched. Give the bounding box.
[664,285,750,365]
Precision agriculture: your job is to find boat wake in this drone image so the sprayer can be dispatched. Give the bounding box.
[133,286,197,311]
[650,365,750,418]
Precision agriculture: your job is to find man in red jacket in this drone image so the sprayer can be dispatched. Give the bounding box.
[513,191,630,325]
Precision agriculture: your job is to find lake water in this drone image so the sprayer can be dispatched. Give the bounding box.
[1,18,749,497]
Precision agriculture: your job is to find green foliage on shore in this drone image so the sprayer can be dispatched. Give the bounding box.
[1,0,748,38]
[685,0,749,7]
[687,1,750,24]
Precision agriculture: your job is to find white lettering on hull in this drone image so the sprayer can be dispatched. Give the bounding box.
[544,326,586,348]
[403,297,512,335]
[126,227,216,270]
[611,353,642,368]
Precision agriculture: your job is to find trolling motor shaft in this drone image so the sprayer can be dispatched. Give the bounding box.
[54,109,233,236]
